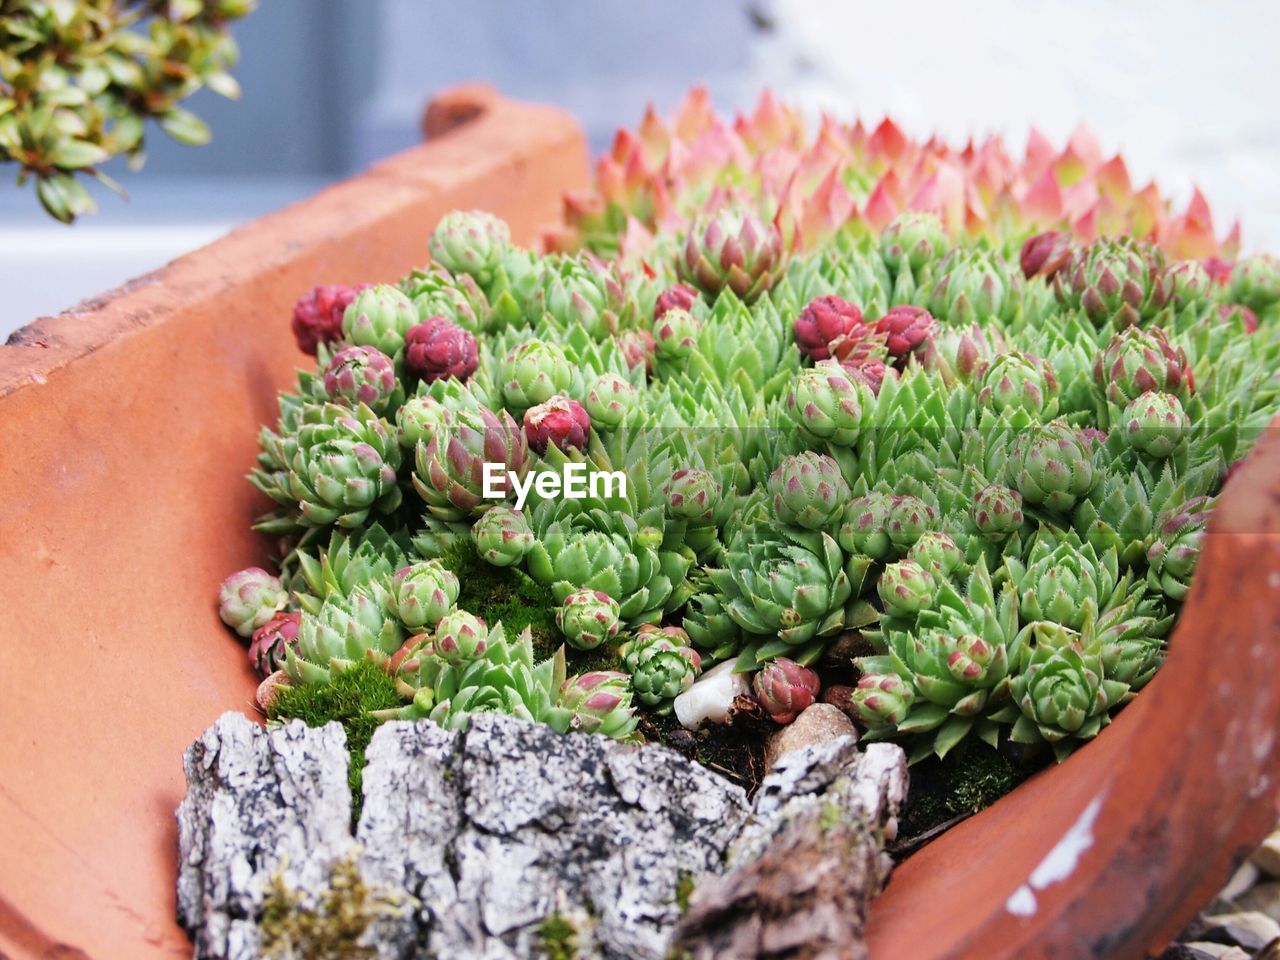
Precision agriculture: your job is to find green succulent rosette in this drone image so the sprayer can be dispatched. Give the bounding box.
[285,581,405,686]
[428,210,511,287]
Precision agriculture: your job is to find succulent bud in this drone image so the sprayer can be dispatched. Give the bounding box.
[786,360,873,446]
[621,628,703,709]
[653,307,701,361]
[322,344,398,412]
[427,210,510,281]
[524,395,592,453]
[880,212,947,274]
[873,305,938,366]
[885,495,936,550]
[679,204,785,303]
[218,567,287,638]
[654,283,699,320]
[433,608,488,662]
[1019,231,1073,280]
[1009,422,1097,513]
[946,634,999,684]
[342,284,418,356]
[292,284,366,355]
[557,589,621,650]
[583,373,640,430]
[395,394,451,449]
[850,673,915,727]
[971,484,1024,542]
[877,559,934,617]
[559,671,636,736]
[500,339,574,412]
[248,611,301,675]
[470,506,534,567]
[617,328,656,373]
[665,468,721,523]
[389,560,460,630]
[1121,391,1189,460]
[794,295,865,361]
[767,451,850,530]
[753,657,821,724]
[907,531,964,581]
[1093,326,1192,406]
[404,317,479,384]
[1228,253,1280,311]
[1217,303,1259,334]
[977,351,1059,418]
[838,493,892,560]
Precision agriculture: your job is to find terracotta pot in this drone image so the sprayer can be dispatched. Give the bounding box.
[1,86,1277,960]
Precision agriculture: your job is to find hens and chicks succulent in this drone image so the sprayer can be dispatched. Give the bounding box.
[219,93,1278,769]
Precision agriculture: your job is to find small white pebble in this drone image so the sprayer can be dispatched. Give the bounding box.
[674,660,750,730]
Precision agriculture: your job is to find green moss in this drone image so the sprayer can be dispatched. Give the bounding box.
[898,740,1033,843]
[537,912,579,960]
[268,660,403,824]
[259,856,407,959]
[674,872,696,915]
[438,540,620,675]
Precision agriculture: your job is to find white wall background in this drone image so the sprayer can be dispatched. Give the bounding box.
[4,0,1278,333]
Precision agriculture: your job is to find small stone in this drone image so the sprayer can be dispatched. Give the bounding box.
[674,660,751,730]
[1179,944,1251,960]
[1218,860,1261,903]
[1234,880,1280,921]
[763,703,858,773]
[1253,834,1280,878]
[1200,911,1280,951]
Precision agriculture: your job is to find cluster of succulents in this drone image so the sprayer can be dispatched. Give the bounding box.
[0,0,256,221]
[218,91,1278,767]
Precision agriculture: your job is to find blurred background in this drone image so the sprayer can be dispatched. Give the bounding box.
[4,0,1278,332]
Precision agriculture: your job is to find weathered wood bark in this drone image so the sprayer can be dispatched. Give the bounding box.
[176,713,908,959]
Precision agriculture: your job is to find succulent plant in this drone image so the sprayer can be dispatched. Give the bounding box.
[654,283,700,319]
[617,328,656,373]
[248,611,301,675]
[1020,231,1074,280]
[786,361,873,446]
[284,523,411,616]
[1004,535,1125,631]
[433,609,490,662]
[404,317,479,384]
[1093,326,1192,406]
[1054,238,1172,328]
[877,559,935,618]
[977,351,1059,419]
[218,567,288,638]
[1002,621,1129,760]
[705,520,857,657]
[322,345,398,412]
[500,339,575,413]
[559,671,638,737]
[1217,303,1260,334]
[874,305,938,366]
[1008,421,1098,514]
[342,284,419,356]
[621,625,703,711]
[524,395,592,453]
[428,210,511,284]
[880,212,947,275]
[753,657,820,724]
[471,506,535,567]
[838,493,893,560]
[285,581,405,686]
[557,588,621,650]
[653,307,701,361]
[1146,496,1212,601]
[907,531,964,582]
[679,205,785,303]
[929,248,1019,325]
[395,394,452,449]
[886,495,937,551]
[665,468,721,523]
[413,401,529,521]
[794,295,865,361]
[252,402,403,531]
[766,452,849,531]
[388,560,459,630]
[293,284,366,355]
[583,373,641,430]
[849,673,915,728]
[1228,254,1280,312]
[971,484,1025,543]
[1120,392,1189,460]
